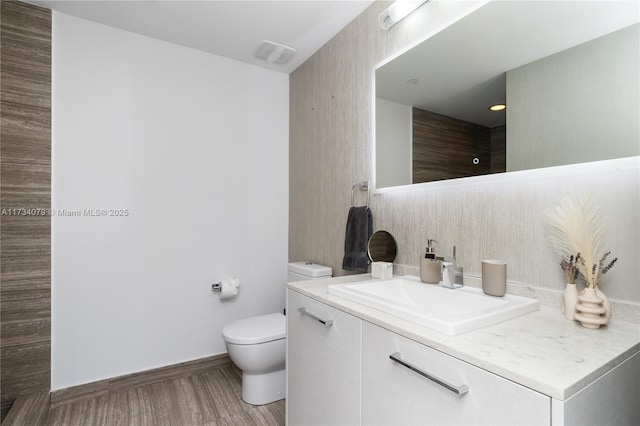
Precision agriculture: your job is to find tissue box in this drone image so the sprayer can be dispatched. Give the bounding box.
[371,261,393,279]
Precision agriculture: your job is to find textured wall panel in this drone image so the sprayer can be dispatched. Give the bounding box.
[289,1,639,308]
[1,0,52,418]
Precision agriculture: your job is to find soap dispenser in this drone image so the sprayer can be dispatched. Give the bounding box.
[424,239,437,260]
[420,239,442,284]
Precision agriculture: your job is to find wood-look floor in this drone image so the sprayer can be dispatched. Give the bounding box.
[44,365,284,426]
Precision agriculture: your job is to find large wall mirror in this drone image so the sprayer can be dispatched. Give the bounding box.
[375,1,639,189]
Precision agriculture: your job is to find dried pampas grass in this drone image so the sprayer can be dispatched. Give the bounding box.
[545,194,606,284]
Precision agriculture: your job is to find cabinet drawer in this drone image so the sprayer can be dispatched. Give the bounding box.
[286,290,361,426]
[362,321,550,425]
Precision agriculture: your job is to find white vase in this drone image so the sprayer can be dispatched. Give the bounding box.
[574,287,608,329]
[579,286,612,319]
[561,283,579,321]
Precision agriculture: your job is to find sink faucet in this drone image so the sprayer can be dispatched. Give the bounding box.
[441,246,464,289]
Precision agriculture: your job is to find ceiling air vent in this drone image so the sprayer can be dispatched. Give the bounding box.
[254,40,296,65]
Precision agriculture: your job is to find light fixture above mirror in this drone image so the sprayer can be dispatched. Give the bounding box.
[378,0,429,30]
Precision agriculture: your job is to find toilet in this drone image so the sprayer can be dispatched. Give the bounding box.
[221,262,332,405]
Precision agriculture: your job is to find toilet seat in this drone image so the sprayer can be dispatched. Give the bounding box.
[222,313,285,345]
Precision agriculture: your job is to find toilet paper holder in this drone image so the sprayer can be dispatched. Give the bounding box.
[211,278,240,299]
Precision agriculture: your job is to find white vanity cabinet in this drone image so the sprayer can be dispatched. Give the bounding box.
[361,321,550,425]
[286,290,362,426]
[286,286,640,426]
[551,351,640,425]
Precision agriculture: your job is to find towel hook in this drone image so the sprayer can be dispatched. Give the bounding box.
[351,181,369,207]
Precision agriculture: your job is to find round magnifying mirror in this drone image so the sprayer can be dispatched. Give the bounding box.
[368,230,397,263]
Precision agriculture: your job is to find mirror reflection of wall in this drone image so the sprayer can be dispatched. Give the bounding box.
[376,103,507,186]
[507,24,639,171]
[375,1,639,189]
[376,99,412,188]
[411,108,505,183]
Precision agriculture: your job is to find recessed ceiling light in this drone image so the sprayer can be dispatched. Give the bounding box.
[489,104,506,111]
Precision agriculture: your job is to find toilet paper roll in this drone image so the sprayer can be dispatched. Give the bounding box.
[220,278,240,300]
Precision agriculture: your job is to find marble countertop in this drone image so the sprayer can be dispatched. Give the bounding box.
[287,274,640,401]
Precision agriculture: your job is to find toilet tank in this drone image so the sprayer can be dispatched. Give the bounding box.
[287,262,332,282]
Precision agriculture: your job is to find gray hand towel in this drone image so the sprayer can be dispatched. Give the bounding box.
[342,206,373,272]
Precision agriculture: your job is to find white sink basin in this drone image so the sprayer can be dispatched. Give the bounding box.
[328,275,539,336]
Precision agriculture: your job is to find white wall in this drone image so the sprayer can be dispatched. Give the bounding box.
[52,13,289,390]
[375,98,412,188]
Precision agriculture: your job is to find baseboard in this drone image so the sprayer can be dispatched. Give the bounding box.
[50,353,232,408]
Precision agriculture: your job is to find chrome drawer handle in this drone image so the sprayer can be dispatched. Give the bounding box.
[389,352,469,396]
[298,307,334,326]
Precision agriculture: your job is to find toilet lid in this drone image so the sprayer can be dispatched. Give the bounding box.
[222,313,286,345]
